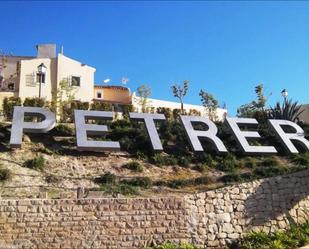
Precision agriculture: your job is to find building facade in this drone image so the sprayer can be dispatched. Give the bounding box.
[299,104,309,124]
[0,44,227,120]
[94,85,131,105]
[92,86,227,120]
[0,44,95,107]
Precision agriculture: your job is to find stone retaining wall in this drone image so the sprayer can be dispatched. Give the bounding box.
[0,170,309,249]
[185,170,309,248]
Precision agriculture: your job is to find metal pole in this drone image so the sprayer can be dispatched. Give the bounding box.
[39,73,41,98]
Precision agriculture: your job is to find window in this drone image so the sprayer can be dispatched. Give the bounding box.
[71,76,81,87]
[8,82,15,91]
[26,73,36,87]
[97,92,102,99]
[36,73,45,83]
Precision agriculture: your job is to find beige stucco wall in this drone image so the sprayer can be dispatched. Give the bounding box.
[18,58,57,101]
[94,87,131,104]
[57,54,95,103]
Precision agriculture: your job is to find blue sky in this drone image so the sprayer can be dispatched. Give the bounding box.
[1,1,309,115]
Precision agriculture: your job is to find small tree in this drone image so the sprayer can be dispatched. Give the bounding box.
[52,79,77,121]
[137,85,151,113]
[255,84,266,110]
[121,104,135,120]
[171,80,189,114]
[237,84,267,118]
[199,90,219,121]
[62,100,89,122]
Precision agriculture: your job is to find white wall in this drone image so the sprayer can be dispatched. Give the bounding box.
[132,94,227,121]
[57,54,96,102]
[19,58,57,101]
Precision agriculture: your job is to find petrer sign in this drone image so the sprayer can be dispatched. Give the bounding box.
[9,106,309,154]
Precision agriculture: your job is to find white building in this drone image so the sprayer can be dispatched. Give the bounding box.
[0,43,227,121]
[131,92,227,121]
[0,44,96,106]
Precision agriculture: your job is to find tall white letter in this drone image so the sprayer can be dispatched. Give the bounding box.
[180,115,227,153]
[129,113,165,151]
[225,117,277,154]
[74,110,120,151]
[10,106,56,148]
[268,119,309,153]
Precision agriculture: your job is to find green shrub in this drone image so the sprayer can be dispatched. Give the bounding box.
[94,172,117,185]
[253,166,287,178]
[239,231,272,249]
[217,154,238,172]
[62,100,89,122]
[90,101,113,111]
[178,156,191,167]
[101,183,139,196]
[108,120,153,155]
[292,153,309,166]
[262,156,282,167]
[156,107,173,120]
[193,176,209,185]
[0,168,11,181]
[24,155,45,171]
[52,124,74,136]
[2,96,22,120]
[242,157,259,168]
[121,176,152,188]
[23,97,46,107]
[165,179,188,189]
[121,104,135,120]
[155,176,209,189]
[136,151,147,161]
[194,163,208,172]
[220,171,242,183]
[236,223,309,249]
[152,153,178,166]
[37,147,54,155]
[123,161,144,172]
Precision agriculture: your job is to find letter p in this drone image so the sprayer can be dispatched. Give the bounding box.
[10,106,56,148]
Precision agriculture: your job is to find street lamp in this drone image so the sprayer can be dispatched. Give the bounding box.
[37,63,46,98]
[281,89,288,103]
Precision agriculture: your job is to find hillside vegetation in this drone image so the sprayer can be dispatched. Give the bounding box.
[0,118,308,199]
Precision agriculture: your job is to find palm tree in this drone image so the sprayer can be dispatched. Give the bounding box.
[268,99,304,122]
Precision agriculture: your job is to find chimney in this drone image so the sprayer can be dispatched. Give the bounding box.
[36,44,56,58]
[60,45,64,55]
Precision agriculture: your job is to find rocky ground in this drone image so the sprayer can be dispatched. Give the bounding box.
[0,139,225,199]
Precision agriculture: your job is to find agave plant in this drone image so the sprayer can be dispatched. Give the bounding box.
[268,99,304,122]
